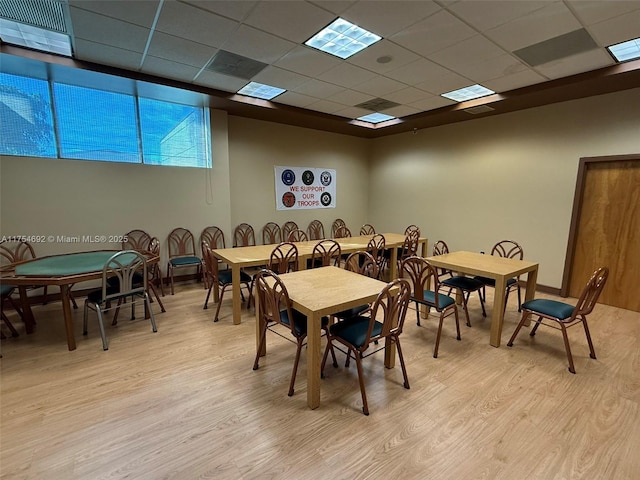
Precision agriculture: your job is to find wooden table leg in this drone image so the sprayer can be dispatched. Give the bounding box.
[522,268,538,327]
[489,276,507,347]
[307,312,321,409]
[231,265,241,325]
[60,285,77,351]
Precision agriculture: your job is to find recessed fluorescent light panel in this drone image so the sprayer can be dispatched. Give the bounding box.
[441,84,495,102]
[357,113,396,124]
[0,19,71,57]
[305,18,381,59]
[607,37,640,62]
[237,82,286,100]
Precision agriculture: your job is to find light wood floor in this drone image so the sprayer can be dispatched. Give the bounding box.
[1,282,639,479]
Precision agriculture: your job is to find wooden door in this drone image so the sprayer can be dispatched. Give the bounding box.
[565,156,640,311]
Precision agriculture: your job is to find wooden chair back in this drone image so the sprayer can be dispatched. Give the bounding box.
[262,222,281,245]
[311,239,341,267]
[401,256,446,309]
[360,224,376,235]
[122,229,152,251]
[331,218,346,237]
[281,221,299,243]
[0,240,36,268]
[307,220,325,240]
[234,223,256,247]
[167,228,196,259]
[344,251,379,279]
[491,240,523,260]
[288,229,308,242]
[574,267,609,318]
[254,269,301,336]
[268,242,298,274]
[334,226,352,238]
[201,226,225,252]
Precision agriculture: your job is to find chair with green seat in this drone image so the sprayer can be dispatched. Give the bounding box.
[253,269,335,397]
[307,220,325,240]
[202,241,252,322]
[261,222,281,245]
[401,256,461,358]
[474,240,524,312]
[166,227,203,295]
[281,221,299,243]
[321,278,412,416]
[507,266,608,374]
[122,229,152,252]
[233,223,256,247]
[432,239,486,327]
[83,250,157,350]
[432,240,453,280]
[367,233,386,278]
[360,223,375,235]
[331,251,379,324]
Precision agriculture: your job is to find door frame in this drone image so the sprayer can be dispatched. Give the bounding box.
[561,153,640,296]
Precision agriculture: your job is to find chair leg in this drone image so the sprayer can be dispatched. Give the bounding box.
[434,312,444,358]
[415,300,421,326]
[83,301,89,335]
[1,311,19,337]
[323,327,338,368]
[95,308,108,351]
[395,337,410,389]
[253,320,269,370]
[169,265,175,295]
[530,317,542,336]
[144,292,157,333]
[203,284,213,309]
[42,286,48,305]
[288,341,304,397]
[454,306,461,341]
[353,352,369,416]
[507,311,530,347]
[559,323,576,374]
[149,285,165,312]
[478,291,486,317]
[460,291,472,327]
[516,285,522,312]
[213,286,227,322]
[581,315,597,360]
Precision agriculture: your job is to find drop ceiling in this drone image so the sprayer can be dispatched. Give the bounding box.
[2,0,640,138]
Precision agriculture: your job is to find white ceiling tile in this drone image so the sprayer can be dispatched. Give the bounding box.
[588,9,640,46]
[384,87,432,104]
[222,25,297,63]
[327,89,372,106]
[447,0,555,32]
[341,0,441,37]
[155,1,239,48]
[534,49,615,79]
[306,99,345,114]
[333,106,372,119]
[317,63,377,88]
[69,0,160,27]
[293,78,344,98]
[352,75,406,96]
[273,91,319,108]
[70,7,150,52]
[274,46,342,77]
[428,35,507,70]
[482,69,547,93]
[181,0,258,21]
[147,32,217,68]
[193,70,248,93]
[383,104,421,117]
[410,95,456,111]
[243,1,335,43]
[308,0,357,15]
[454,54,529,83]
[73,38,143,70]
[567,0,640,26]
[141,56,201,82]
[390,10,476,57]
[346,40,421,74]
[251,66,311,90]
[485,2,582,51]
[414,67,471,95]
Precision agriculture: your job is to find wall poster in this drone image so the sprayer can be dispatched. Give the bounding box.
[274,166,336,210]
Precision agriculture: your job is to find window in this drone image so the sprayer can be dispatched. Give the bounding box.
[0,57,212,168]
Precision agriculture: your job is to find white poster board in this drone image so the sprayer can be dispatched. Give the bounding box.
[274,166,336,210]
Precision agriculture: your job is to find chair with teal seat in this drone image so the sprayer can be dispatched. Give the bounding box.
[507,267,608,374]
[401,256,461,358]
[474,240,524,312]
[83,250,157,350]
[253,269,335,397]
[166,227,203,295]
[321,278,412,415]
[331,251,379,324]
[202,241,252,322]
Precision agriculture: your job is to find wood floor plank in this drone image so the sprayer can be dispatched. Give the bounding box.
[1,283,639,479]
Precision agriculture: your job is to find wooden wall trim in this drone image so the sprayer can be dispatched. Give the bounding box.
[561,153,640,297]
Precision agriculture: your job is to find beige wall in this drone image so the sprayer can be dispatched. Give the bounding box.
[368,87,640,288]
[227,116,370,241]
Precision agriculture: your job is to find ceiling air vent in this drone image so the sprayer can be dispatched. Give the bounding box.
[355,97,400,111]
[205,50,268,80]
[0,0,67,33]
[514,28,598,67]
[464,105,495,115]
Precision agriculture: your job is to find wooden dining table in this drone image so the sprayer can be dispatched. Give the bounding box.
[212,233,427,325]
[255,266,395,410]
[0,250,159,351]
[424,251,539,347]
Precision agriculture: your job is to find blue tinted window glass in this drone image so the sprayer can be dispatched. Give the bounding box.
[139,98,210,168]
[0,72,56,157]
[53,83,140,163]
